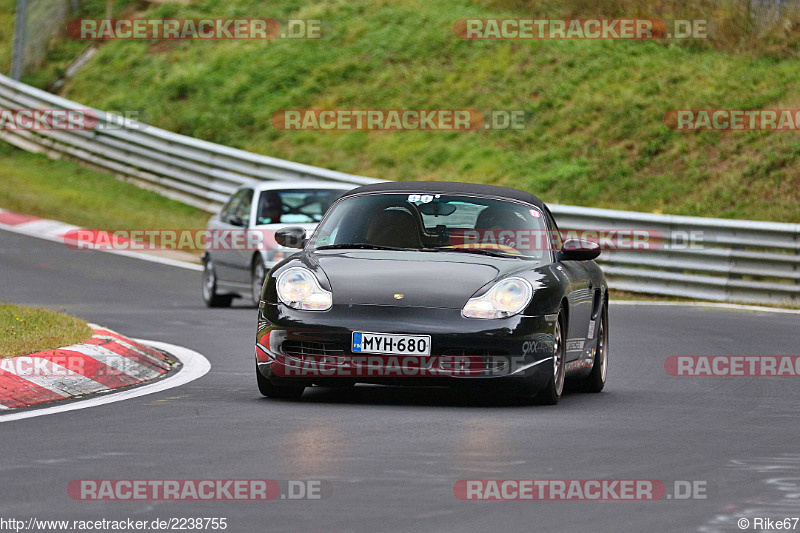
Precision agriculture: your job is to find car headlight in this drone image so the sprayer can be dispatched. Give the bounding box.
[462,277,533,319]
[276,267,332,311]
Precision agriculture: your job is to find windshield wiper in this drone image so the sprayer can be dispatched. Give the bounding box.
[315,244,412,251]
[421,247,524,259]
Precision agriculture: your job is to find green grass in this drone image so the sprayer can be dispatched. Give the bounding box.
[0,144,210,230]
[0,302,92,357]
[0,0,12,75]
[1,0,799,222]
[1,0,137,90]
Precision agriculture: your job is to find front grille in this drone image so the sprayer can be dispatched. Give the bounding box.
[441,349,510,373]
[282,340,346,357]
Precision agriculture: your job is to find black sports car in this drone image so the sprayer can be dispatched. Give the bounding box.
[255,181,608,404]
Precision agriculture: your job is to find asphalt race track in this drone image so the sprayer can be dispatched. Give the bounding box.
[1,228,799,533]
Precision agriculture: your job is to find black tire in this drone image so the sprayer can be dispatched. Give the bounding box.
[202,258,233,308]
[256,367,305,400]
[251,256,266,306]
[534,311,566,405]
[580,303,608,393]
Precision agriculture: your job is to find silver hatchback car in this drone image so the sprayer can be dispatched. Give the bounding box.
[202,181,353,307]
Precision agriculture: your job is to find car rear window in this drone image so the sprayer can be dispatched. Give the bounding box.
[255,189,349,225]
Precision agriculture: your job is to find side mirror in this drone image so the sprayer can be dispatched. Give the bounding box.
[274,226,306,249]
[560,239,600,261]
[228,215,246,227]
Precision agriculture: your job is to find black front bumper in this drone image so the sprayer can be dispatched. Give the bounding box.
[256,303,557,393]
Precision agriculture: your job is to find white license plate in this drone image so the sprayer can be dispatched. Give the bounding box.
[352,332,431,356]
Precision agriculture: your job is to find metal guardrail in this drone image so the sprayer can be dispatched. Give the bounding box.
[0,74,378,212]
[550,205,800,306]
[1,73,798,306]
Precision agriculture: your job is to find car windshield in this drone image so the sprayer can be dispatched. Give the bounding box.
[255,189,349,225]
[308,192,551,261]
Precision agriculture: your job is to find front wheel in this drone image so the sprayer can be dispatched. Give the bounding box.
[202,258,233,308]
[579,303,608,393]
[256,367,305,400]
[534,311,566,405]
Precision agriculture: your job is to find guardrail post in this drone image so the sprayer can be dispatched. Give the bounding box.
[10,0,27,81]
[796,235,799,286]
[729,243,744,280]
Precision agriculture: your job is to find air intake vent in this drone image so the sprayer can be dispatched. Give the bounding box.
[282,340,346,357]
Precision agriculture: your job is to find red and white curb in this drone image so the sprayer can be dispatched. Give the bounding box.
[0,324,178,410]
[0,338,209,423]
[0,207,201,271]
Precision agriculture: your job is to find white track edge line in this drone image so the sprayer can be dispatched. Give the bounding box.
[0,340,210,423]
[0,224,202,271]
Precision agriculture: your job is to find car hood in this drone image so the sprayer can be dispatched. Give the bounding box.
[312,250,536,309]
